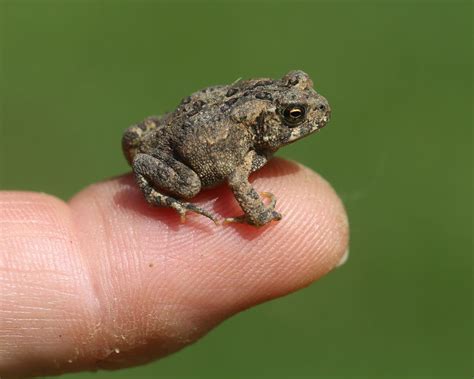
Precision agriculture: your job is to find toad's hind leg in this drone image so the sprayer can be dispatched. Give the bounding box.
[133,153,218,224]
[122,116,161,165]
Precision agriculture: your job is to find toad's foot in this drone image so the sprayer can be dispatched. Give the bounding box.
[135,172,218,225]
[224,192,282,227]
[171,201,219,225]
[260,191,277,208]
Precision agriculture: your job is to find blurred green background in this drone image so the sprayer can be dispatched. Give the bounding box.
[1,0,472,378]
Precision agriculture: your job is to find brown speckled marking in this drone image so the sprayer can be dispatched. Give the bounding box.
[226,87,238,97]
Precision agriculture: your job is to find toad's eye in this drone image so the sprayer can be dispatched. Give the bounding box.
[283,105,306,126]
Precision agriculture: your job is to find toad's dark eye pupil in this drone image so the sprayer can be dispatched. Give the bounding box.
[284,106,305,123]
[289,109,302,118]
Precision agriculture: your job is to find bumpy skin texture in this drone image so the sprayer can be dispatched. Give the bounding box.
[122,70,331,226]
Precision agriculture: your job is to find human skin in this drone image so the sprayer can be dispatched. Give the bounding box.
[0,159,349,378]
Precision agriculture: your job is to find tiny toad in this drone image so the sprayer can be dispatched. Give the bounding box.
[122,70,331,226]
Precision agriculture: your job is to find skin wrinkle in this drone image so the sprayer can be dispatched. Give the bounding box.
[306,217,339,277]
[295,172,348,274]
[68,188,114,365]
[187,173,332,312]
[322,194,349,269]
[232,182,324,289]
[241,177,330,294]
[11,196,64,226]
[0,266,71,276]
[2,284,77,299]
[73,184,195,364]
[173,259,238,316]
[113,239,143,309]
[116,231,150,333]
[0,195,96,375]
[143,239,179,335]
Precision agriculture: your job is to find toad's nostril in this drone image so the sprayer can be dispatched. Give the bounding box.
[317,104,327,111]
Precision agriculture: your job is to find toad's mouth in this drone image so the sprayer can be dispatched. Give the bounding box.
[287,115,330,142]
[318,114,330,128]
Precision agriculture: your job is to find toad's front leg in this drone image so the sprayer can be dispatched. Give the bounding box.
[226,151,282,227]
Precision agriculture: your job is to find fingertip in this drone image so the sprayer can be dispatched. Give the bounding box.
[238,158,349,297]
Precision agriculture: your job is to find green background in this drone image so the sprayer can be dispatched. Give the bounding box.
[1,1,472,378]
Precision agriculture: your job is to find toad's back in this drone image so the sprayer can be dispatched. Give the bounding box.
[166,77,278,127]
